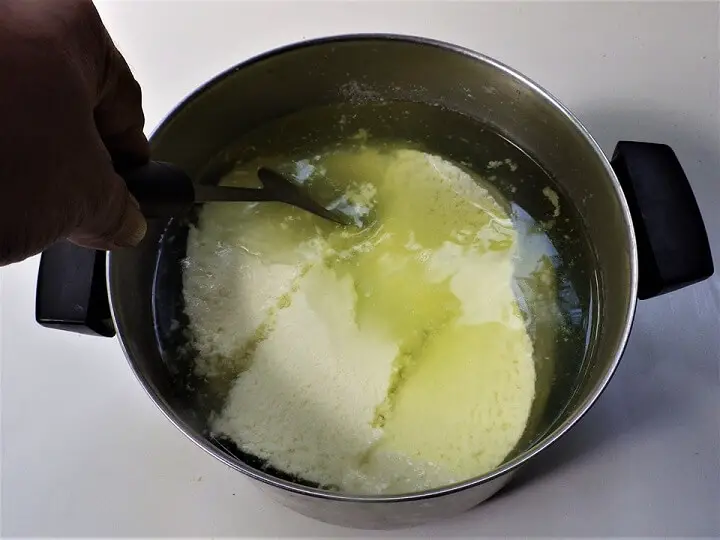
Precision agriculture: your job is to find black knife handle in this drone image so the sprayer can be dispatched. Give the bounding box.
[121,161,196,218]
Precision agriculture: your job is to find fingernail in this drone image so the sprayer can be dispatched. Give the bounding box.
[112,203,147,248]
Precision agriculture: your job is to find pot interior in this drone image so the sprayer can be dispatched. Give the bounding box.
[109,36,634,495]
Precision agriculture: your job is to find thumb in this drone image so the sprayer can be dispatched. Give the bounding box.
[108,193,147,248]
[68,173,147,251]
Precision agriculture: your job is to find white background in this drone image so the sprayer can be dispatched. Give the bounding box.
[2,1,719,537]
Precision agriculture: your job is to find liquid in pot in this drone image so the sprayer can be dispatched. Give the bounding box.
[162,102,597,493]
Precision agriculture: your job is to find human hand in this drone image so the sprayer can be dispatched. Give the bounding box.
[0,0,148,266]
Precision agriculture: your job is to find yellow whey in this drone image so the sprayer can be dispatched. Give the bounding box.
[183,145,537,494]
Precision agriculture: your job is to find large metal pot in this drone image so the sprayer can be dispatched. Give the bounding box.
[35,35,713,529]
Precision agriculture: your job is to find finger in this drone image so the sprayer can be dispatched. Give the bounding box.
[94,21,150,171]
[77,4,148,248]
[68,172,147,251]
[65,120,148,251]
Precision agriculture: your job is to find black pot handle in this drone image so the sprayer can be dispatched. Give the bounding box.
[34,161,195,337]
[35,241,115,337]
[611,141,714,300]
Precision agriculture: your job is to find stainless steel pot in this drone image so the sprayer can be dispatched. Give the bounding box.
[35,35,713,529]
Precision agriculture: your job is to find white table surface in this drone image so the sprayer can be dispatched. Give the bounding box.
[2,1,719,537]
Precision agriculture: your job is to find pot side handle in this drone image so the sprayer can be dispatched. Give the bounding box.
[35,241,116,337]
[611,141,714,300]
[34,160,191,337]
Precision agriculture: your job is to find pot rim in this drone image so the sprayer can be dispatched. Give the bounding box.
[109,33,639,503]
